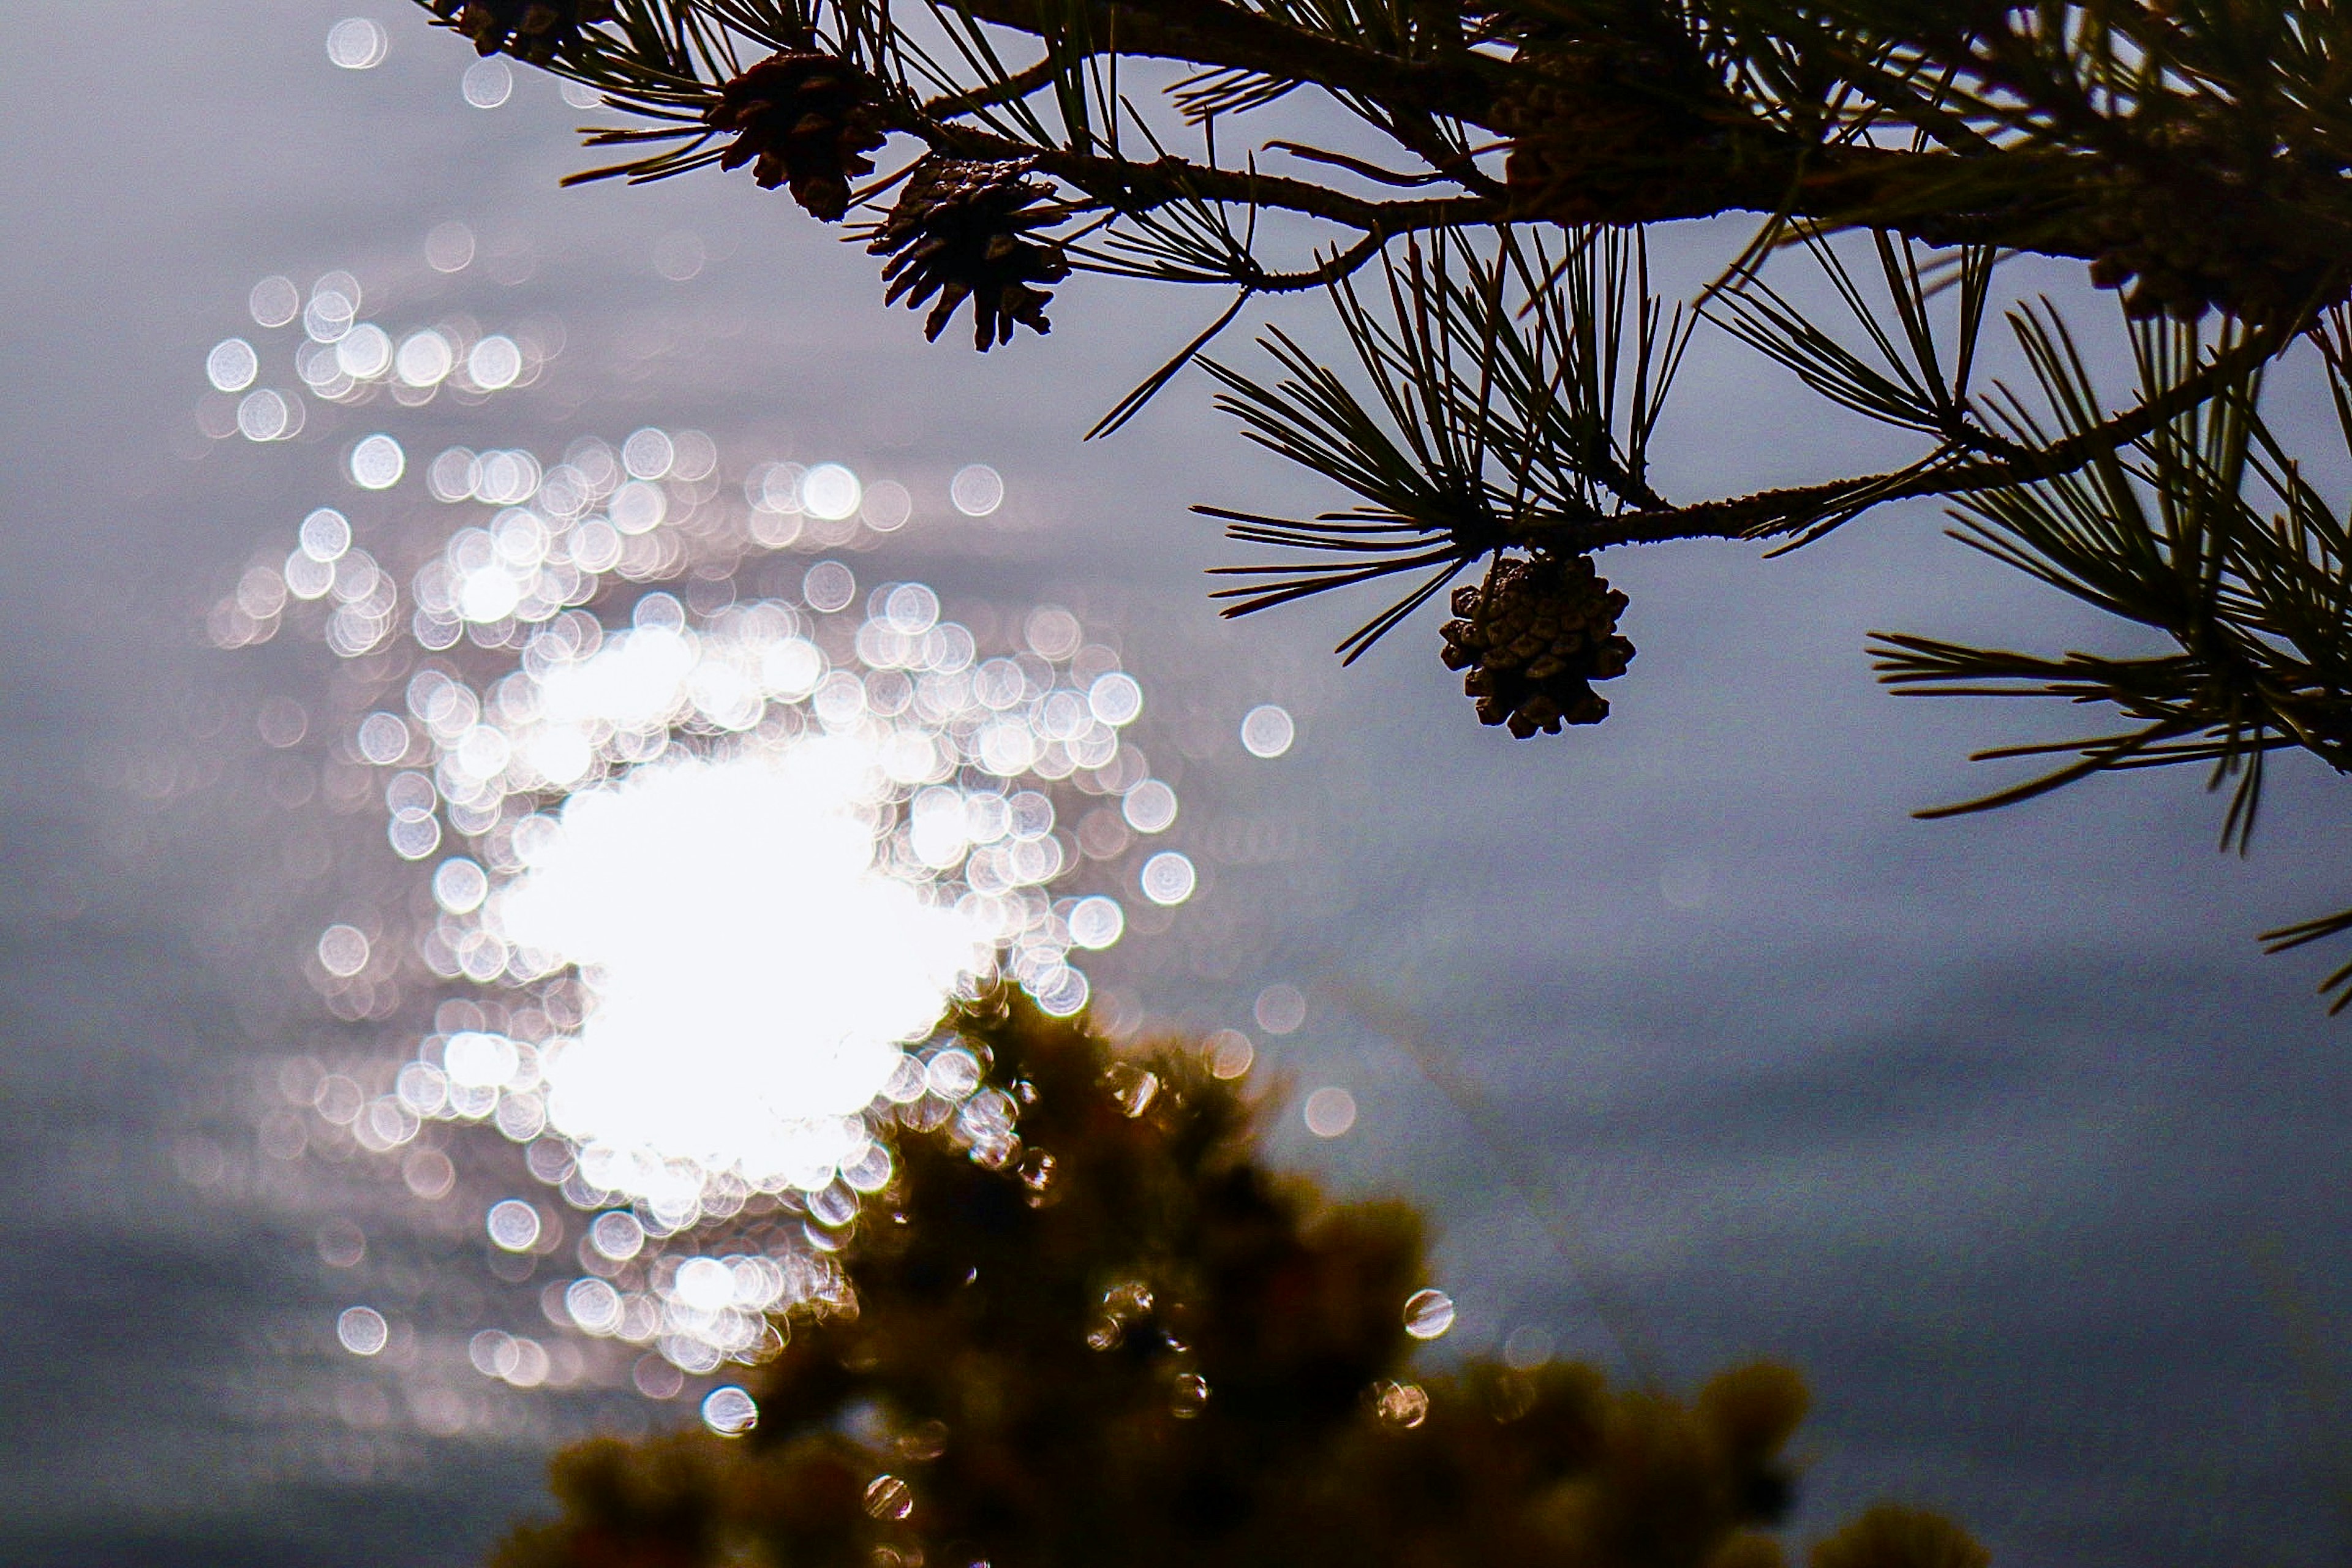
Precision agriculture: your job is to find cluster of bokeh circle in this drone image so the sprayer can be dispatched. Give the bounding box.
[197,215,1302,1439]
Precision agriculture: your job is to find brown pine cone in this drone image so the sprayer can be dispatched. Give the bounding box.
[2071,105,2351,322]
[708,51,891,224]
[429,0,614,64]
[1494,39,1730,226]
[2082,167,2341,323]
[1441,554,1633,738]
[867,158,1069,351]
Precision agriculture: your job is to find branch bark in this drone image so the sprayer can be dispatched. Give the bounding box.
[1564,323,2293,548]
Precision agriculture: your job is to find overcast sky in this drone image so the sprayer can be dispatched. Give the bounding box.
[5,4,2352,1564]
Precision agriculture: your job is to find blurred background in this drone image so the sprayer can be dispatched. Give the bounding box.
[4,3,2351,1563]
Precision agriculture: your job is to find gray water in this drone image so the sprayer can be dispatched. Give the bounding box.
[4,5,2350,1564]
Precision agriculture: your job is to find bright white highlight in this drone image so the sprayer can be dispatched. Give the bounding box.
[494,744,993,1193]
[1140,851,1196,905]
[207,338,258,392]
[349,434,405,490]
[469,336,522,390]
[1066,895,1125,950]
[486,1198,542,1251]
[801,464,862,521]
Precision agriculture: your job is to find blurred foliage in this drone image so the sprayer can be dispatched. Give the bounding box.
[407,0,2352,1008]
[494,990,1981,1567]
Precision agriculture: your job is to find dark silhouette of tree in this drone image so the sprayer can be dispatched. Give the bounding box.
[492,989,1983,1568]
[409,0,2352,1005]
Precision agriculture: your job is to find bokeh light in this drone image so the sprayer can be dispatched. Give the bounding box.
[325,17,388,69]
[249,274,300,328]
[1253,983,1306,1036]
[701,1385,758,1435]
[1205,1030,1255,1079]
[206,338,258,393]
[1067,895,1125,950]
[1240,703,1295,758]
[801,464,862,522]
[1375,1380,1430,1428]
[337,1305,390,1355]
[238,388,298,442]
[462,58,513,108]
[949,464,1005,517]
[1303,1086,1357,1139]
[469,337,522,390]
[1402,1288,1455,1340]
[1122,778,1177,833]
[487,1199,544,1252]
[349,434,404,490]
[1140,851,1196,906]
[425,222,475,274]
[1502,1324,1558,1370]
[654,232,707,282]
[317,924,371,978]
[299,507,352,562]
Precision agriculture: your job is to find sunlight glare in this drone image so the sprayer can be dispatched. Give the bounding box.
[496,743,993,1189]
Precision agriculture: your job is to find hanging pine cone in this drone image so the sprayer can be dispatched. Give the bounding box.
[428,0,614,64]
[1439,554,1634,738]
[2076,116,2348,322]
[707,51,890,224]
[867,157,1069,351]
[1494,39,1734,225]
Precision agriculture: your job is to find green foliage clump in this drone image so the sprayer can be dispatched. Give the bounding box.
[1810,1505,1991,1568]
[493,990,1982,1568]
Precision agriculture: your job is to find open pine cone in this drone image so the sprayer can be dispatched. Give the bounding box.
[707,51,890,224]
[428,0,614,64]
[2079,116,2346,322]
[1441,554,1634,738]
[867,157,1069,351]
[1494,39,1727,226]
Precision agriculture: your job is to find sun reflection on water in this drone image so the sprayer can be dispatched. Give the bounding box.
[278,534,1172,1385]
[190,250,1224,1447]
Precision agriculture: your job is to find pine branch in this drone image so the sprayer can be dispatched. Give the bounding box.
[1559,318,2297,550]
[403,0,2352,1008]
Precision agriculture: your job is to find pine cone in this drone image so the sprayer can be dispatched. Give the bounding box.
[429,0,614,64]
[2068,107,2350,322]
[1440,554,1633,738]
[2081,162,2342,322]
[1495,40,1731,225]
[867,157,1069,351]
[708,51,890,224]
